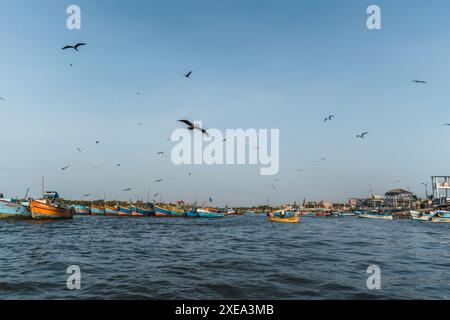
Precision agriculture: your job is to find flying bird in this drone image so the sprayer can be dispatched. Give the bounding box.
[156,152,164,155]
[96,141,100,145]
[184,71,193,78]
[123,188,132,192]
[62,43,87,51]
[324,115,335,122]
[178,120,209,136]
[0,97,5,101]
[154,179,163,183]
[82,194,91,197]
[116,164,121,167]
[154,193,159,197]
[442,124,450,126]
[76,147,82,153]
[356,132,369,139]
[61,165,70,171]
[412,80,427,84]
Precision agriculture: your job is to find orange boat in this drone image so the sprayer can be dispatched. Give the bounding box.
[30,200,73,220]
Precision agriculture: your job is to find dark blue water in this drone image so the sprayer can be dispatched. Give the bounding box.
[0,215,449,299]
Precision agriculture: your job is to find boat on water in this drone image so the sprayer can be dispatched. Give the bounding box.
[197,208,225,218]
[73,205,91,216]
[0,199,31,219]
[118,206,133,217]
[170,206,187,217]
[186,209,199,218]
[30,200,73,220]
[358,210,394,220]
[131,205,154,217]
[411,211,435,222]
[104,205,119,216]
[91,205,106,216]
[268,210,299,223]
[432,211,450,223]
[154,205,172,217]
[268,216,300,223]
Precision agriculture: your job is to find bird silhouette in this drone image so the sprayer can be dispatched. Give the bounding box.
[61,165,70,171]
[156,152,164,155]
[76,147,82,153]
[324,115,335,122]
[442,124,450,126]
[412,80,427,84]
[82,194,91,197]
[123,188,132,192]
[116,164,121,167]
[178,120,209,136]
[184,71,193,78]
[356,132,369,139]
[0,97,5,101]
[62,43,87,51]
[154,179,163,183]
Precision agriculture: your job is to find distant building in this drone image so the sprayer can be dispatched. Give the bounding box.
[384,189,414,208]
[431,176,450,206]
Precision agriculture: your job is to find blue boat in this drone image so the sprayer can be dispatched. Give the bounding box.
[118,206,133,217]
[186,208,199,218]
[131,206,154,217]
[154,205,172,217]
[73,205,91,216]
[0,199,32,219]
[197,209,225,218]
[91,205,106,216]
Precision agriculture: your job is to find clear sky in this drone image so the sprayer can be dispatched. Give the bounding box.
[1,0,450,206]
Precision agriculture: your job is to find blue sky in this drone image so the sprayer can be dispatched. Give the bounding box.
[1,0,450,205]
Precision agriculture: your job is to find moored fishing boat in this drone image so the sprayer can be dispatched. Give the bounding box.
[154,205,172,217]
[73,205,91,216]
[118,206,133,217]
[0,199,31,219]
[104,205,119,216]
[197,208,225,218]
[170,206,187,217]
[30,200,73,220]
[432,211,450,223]
[131,206,154,217]
[91,205,106,216]
[186,208,199,218]
[359,210,394,220]
[411,211,435,222]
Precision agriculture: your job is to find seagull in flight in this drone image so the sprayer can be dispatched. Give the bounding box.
[324,115,335,122]
[184,71,193,79]
[412,80,427,84]
[178,120,209,136]
[356,132,369,139]
[76,147,82,153]
[154,193,159,197]
[62,43,87,52]
[61,165,70,171]
[154,179,163,183]
[123,188,132,192]
[156,152,164,155]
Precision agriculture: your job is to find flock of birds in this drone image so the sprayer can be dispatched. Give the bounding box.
[1,41,448,202]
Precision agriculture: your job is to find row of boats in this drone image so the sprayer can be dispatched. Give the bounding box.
[267,209,450,223]
[0,192,240,220]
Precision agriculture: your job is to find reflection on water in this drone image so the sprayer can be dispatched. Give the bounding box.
[0,215,449,299]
